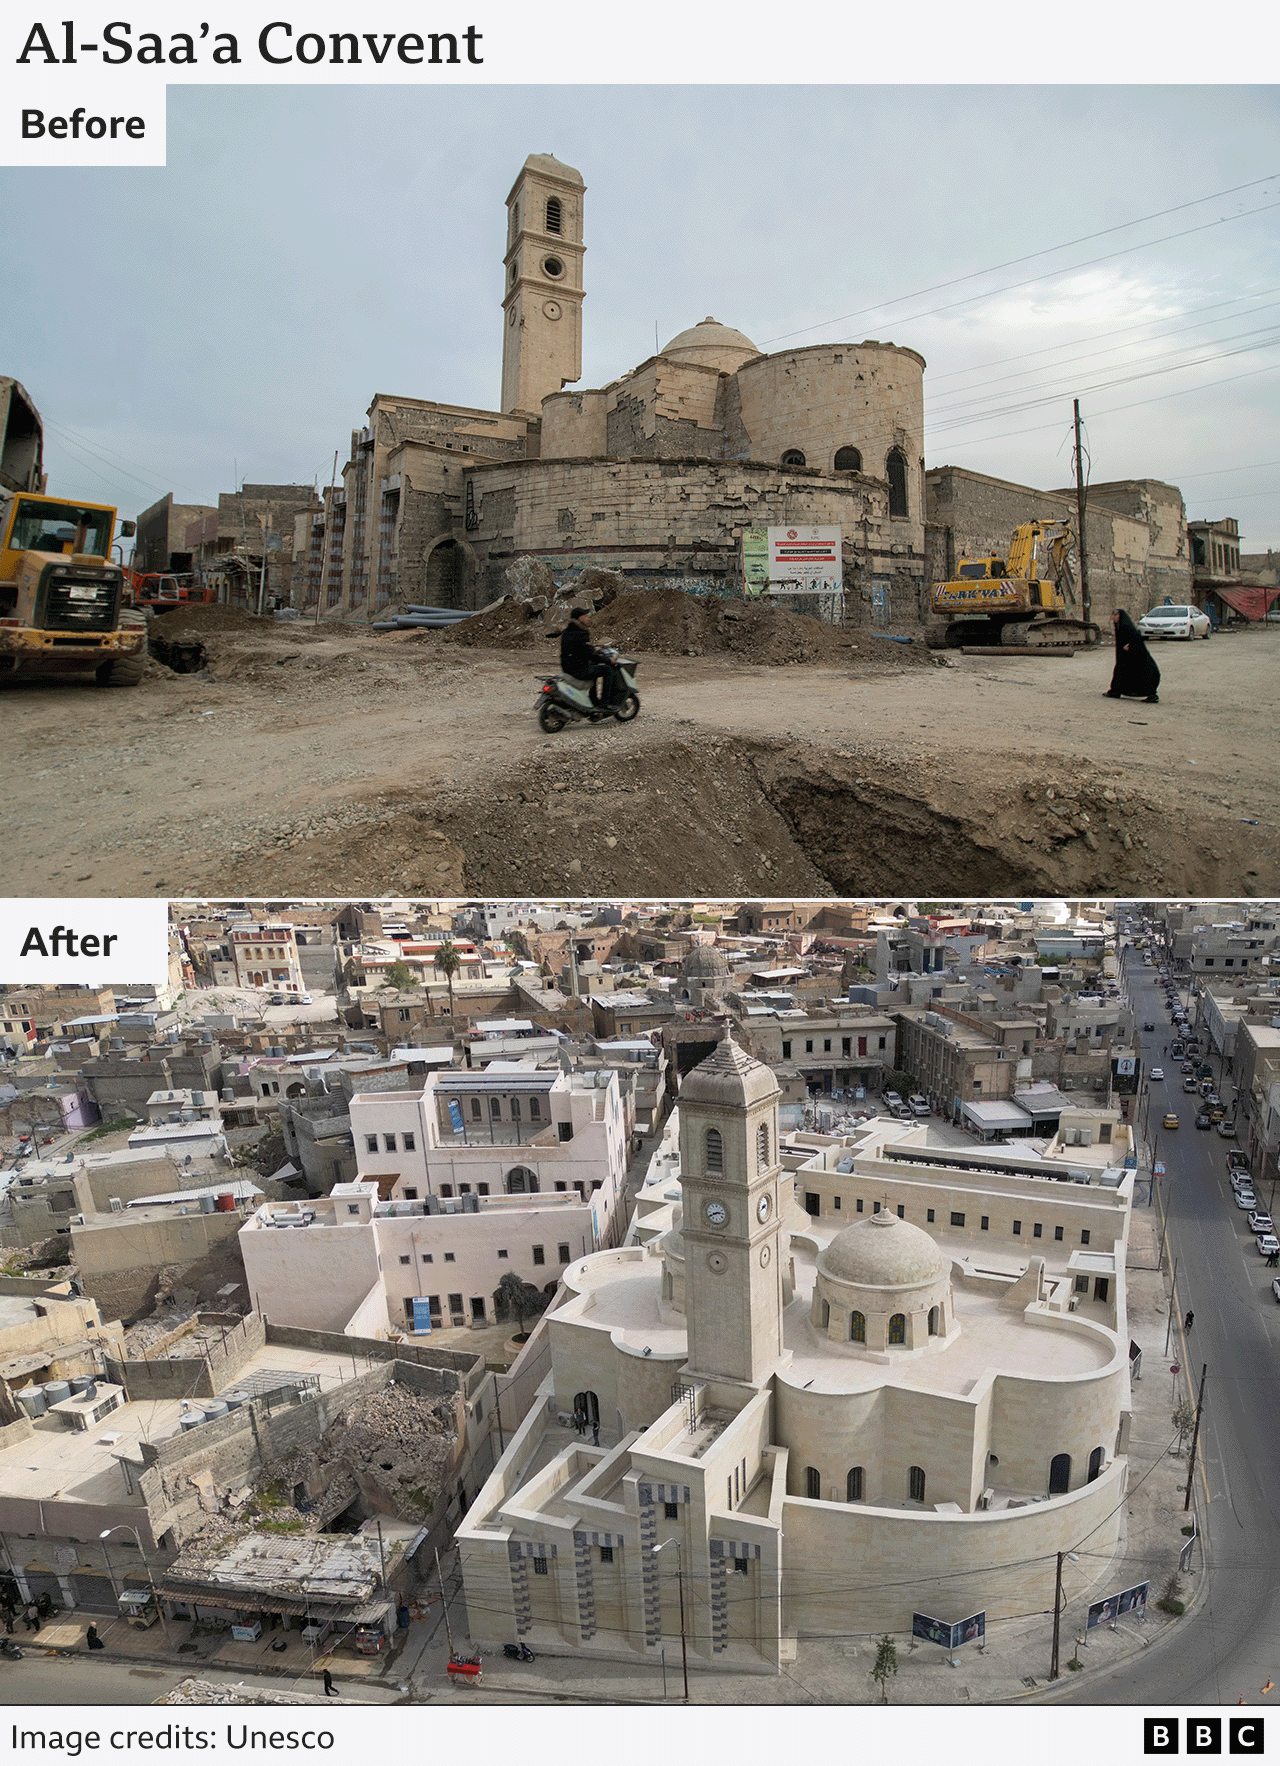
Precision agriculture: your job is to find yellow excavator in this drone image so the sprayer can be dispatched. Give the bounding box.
[0,489,146,686]
[927,518,1101,650]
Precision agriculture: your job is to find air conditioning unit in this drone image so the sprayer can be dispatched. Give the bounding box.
[109,1197,123,1213]
[1068,1296,1080,1312]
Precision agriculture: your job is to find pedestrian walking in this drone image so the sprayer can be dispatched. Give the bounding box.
[592,1421,600,1447]
[322,1668,337,1697]
[23,1602,39,1633]
[573,1406,586,1436]
[1184,1310,1195,1331]
[1105,608,1161,704]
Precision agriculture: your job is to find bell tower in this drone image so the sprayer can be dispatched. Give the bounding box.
[678,1028,784,1386]
[501,153,585,417]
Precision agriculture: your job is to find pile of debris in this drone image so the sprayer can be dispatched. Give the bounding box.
[442,581,930,670]
[251,1379,458,1530]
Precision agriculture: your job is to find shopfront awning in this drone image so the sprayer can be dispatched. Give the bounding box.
[1218,584,1280,621]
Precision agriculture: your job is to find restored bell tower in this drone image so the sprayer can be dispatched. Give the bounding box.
[678,1027,785,1386]
[500,153,585,418]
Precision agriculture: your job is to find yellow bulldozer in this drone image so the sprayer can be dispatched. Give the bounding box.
[927,518,1101,650]
[0,489,146,686]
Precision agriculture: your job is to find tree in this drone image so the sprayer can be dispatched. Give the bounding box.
[870,1633,898,1703]
[1172,1397,1196,1456]
[435,939,461,1019]
[384,959,415,993]
[495,1271,545,1337]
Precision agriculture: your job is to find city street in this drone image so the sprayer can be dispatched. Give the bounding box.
[1058,939,1280,1704]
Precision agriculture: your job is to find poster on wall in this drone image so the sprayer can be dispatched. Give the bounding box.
[766,525,842,595]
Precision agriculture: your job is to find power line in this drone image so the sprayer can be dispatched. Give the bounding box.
[761,174,1280,346]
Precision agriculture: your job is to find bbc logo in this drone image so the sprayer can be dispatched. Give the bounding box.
[1145,1719,1265,1754]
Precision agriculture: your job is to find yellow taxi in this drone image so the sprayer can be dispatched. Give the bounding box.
[1163,1112,1180,1130]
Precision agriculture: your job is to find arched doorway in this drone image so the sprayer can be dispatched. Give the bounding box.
[1049,1453,1072,1495]
[1087,1446,1104,1482]
[421,535,478,610]
[574,1390,599,1428]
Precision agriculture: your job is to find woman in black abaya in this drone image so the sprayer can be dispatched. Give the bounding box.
[1105,608,1160,703]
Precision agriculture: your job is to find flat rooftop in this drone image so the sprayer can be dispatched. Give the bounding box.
[0,1338,375,1508]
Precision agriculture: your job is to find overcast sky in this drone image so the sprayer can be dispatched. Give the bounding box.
[6,84,1279,549]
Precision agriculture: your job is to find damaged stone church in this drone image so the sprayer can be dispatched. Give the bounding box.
[304,153,1188,626]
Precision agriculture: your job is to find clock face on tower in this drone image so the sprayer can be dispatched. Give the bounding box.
[757,1194,772,1223]
[704,1200,728,1227]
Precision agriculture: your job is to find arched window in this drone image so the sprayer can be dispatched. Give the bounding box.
[847,1466,864,1502]
[757,1121,770,1168]
[805,1465,821,1500]
[834,446,862,472]
[469,1098,481,1119]
[819,1299,830,1330]
[1049,1453,1072,1495]
[705,1128,723,1174]
[545,196,562,235]
[886,448,908,518]
[888,1312,906,1345]
[928,1305,940,1336]
[850,1310,866,1343]
[506,1165,540,1195]
[781,449,806,468]
[908,1465,926,1502]
[1088,1446,1104,1483]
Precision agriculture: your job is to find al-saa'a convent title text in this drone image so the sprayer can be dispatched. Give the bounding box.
[15,20,484,65]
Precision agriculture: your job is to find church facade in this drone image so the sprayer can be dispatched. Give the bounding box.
[305,154,928,619]
[455,1031,1133,1672]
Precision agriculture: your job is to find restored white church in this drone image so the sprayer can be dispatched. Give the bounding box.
[456,1029,1133,1672]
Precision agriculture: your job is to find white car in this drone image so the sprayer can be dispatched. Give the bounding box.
[1257,1235,1279,1259]
[1272,1277,1280,1304]
[1248,1211,1273,1235]
[908,1095,930,1117]
[1150,1067,1164,1081]
[1235,1189,1258,1211]
[1137,603,1211,641]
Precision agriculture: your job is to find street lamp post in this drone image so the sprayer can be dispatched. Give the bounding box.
[650,1538,688,1702]
[99,1525,174,1649]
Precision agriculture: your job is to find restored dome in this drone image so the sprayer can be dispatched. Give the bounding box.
[679,1027,779,1110]
[660,316,760,373]
[681,944,731,979]
[818,1211,947,1291]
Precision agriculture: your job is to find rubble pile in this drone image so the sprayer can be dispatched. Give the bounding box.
[257,1380,457,1530]
[442,583,931,671]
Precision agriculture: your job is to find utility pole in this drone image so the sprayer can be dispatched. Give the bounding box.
[1073,399,1091,629]
[1184,1362,1208,1511]
[1050,1550,1065,1680]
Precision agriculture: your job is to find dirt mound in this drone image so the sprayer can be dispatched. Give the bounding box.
[444,585,931,670]
[151,603,280,637]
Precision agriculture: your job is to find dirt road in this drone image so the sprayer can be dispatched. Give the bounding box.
[5,605,1277,899]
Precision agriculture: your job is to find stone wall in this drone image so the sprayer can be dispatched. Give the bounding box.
[105,1311,267,1402]
[925,466,1190,621]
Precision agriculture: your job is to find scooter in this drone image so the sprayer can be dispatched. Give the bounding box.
[1,1638,23,1660]
[537,646,640,734]
[503,1641,535,1662]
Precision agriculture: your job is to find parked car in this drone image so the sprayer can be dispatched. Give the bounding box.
[1232,1172,1255,1194]
[1137,603,1212,640]
[1217,1119,1238,1138]
[268,992,287,1005]
[1257,1235,1279,1259]
[1272,1276,1280,1304]
[908,1095,930,1117]
[1227,1150,1250,1173]
[1150,1067,1164,1081]
[1183,1078,1199,1093]
[1235,1189,1257,1210]
[1163,1112,1180,1130]
[1248,1211,1273,1235]
[297,993,314,1005]
[883,1091,902,1107]
[1195,1113,1212,1130]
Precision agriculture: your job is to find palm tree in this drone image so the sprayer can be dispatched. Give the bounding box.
[495,1272,544,1337]
[435,939,461,1019]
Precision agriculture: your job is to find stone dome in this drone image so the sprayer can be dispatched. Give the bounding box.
[681,944,730,979]
[660,316,760,374]
[818,1211,947,1291]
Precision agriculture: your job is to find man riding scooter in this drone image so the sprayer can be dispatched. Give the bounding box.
[559,606,620,711]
